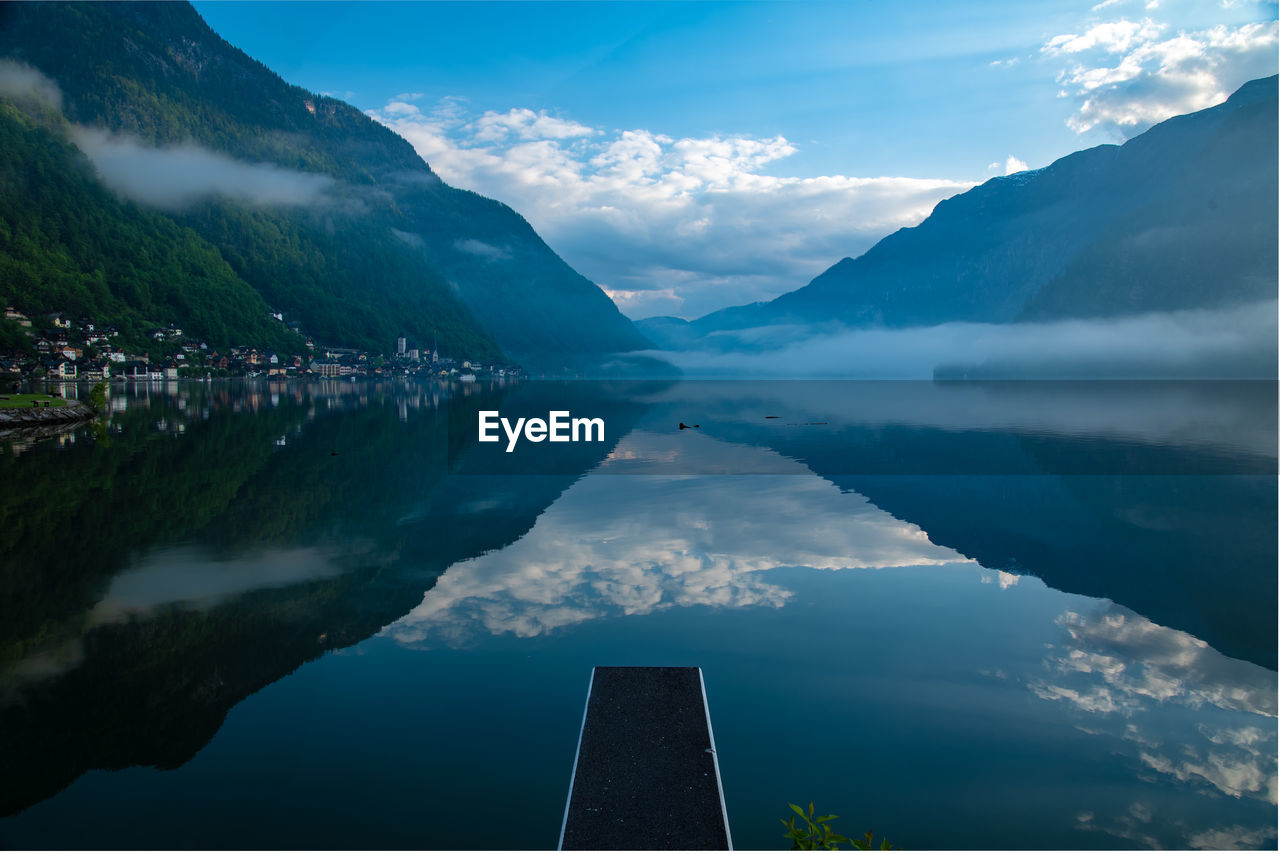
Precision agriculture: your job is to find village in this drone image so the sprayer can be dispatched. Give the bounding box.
[0,306,521,384]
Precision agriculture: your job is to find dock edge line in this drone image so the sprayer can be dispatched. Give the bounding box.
[557,666,597,850]
[699,666,733,851]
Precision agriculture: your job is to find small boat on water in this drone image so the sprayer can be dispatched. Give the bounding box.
[459,372,476,383]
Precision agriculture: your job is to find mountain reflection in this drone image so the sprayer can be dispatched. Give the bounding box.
[386,421,1277,849]
[0,378,636,818]
[0,380,1273,850]
[654,380,1278,464]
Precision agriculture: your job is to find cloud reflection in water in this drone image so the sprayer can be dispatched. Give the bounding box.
[1032,602,1277,808]
[385,430,1276,847]
[386,439,970,647]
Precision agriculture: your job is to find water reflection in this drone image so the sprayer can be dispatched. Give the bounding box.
[0,377,622,819]
[445,381,1276,666]
[385,425,1279,839]
[1038,605,1276,719]
[88,544,365,622]
[651,380,1278,465]
[0,379,1273,849]
[389,432,968,647]
[1031,602,1276,807]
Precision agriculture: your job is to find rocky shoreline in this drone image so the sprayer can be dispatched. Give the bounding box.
[0,402,96,426]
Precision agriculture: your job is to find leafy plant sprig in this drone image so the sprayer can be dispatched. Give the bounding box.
[781,802,894,850]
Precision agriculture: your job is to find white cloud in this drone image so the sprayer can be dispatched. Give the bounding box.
[471,107,596,141]
[1038,605,1280,716]
[382,100,421,117]
[1045,18,1166,55]
[1043,14,1279,136]
[453,238,510,261]
[978,568,1023,588]
[602,286,683,315]
[89,544,360,622]
[1188,824,1276,849]
[367,99,972,319]
[1004,155,1030,174]
[73,127,336,210]
[1140,749,1275,801]
[383,438,969,647]
[0,60,62,112]
[1027,600,1278,815]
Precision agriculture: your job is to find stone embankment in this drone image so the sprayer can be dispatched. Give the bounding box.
[0,403,96,426]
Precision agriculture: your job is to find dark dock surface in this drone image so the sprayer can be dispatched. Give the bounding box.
[559,666,731,850]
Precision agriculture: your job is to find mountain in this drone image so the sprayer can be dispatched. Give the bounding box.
[632,315,702,350]
[0,101,307,355]
[0,2,650,363]
[688,76,1278,336]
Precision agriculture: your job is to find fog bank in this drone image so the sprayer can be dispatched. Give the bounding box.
[0,60,61,112]
[660,300,1278,379]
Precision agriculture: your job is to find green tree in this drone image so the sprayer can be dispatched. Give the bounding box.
[87,381,107,412]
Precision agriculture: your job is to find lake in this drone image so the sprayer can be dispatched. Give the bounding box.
[0,378,1275,849]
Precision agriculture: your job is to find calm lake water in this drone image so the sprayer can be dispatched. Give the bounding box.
[0,379,1275,850]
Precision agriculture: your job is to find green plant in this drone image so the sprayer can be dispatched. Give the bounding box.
[781,802,893,850]
[88,381,108,412]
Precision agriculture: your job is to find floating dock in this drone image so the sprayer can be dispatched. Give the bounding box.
[559,666,732,850]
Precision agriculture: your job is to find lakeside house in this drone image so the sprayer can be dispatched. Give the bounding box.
[1,304,520,382]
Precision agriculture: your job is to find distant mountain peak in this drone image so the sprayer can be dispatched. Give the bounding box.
[686,75,1278,341]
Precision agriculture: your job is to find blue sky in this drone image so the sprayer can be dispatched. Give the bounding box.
[194,0,1279,319]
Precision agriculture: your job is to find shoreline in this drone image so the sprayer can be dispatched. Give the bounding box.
[0,402,96,427]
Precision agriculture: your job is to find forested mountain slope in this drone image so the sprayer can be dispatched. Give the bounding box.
[0,2,649,362]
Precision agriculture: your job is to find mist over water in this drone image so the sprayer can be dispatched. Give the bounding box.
[657,299,1279,379]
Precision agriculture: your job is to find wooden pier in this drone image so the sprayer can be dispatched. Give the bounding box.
[559,666,732,850]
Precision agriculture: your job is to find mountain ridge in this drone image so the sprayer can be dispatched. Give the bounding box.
[677,75,1278,340]
[0,1,650,363]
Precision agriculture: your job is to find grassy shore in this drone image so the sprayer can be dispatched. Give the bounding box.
[0,394,68,409]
